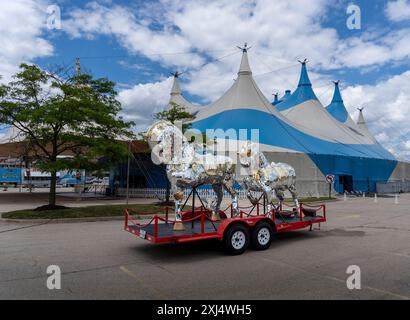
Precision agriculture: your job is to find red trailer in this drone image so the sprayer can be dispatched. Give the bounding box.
[124,200,326,255]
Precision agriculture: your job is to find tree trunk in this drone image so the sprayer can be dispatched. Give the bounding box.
[49,171,57,207]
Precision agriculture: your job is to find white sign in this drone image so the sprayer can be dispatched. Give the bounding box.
[139,230,146,239]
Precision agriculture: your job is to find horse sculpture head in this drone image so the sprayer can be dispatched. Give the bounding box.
[145,120,191,165]
[238,141,259,168]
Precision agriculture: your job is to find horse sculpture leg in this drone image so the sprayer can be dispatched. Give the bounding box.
[172,184,185,231]
[275,188,285,210]
[265,189,275,218]
[223,179,238,217]
[288,183,300,211]
[211,184,223,221]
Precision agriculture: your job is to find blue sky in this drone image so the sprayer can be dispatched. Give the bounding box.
[1,0,410,159]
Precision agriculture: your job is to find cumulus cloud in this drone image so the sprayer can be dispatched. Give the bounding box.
[0,0,54,82]
[342,71,410,160]
[63,2,204,69]
[7,0,406,158]
[386,0,410,21]
[118,77,174,132]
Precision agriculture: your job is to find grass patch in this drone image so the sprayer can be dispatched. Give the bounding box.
[2,204,180,220]
[2,196,335,220]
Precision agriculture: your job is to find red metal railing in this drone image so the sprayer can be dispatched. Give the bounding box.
[299,203,326,221]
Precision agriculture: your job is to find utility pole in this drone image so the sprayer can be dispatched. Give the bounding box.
[75,57,81,77]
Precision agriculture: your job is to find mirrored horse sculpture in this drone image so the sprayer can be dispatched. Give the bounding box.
[238,141,300,216]
[145,121,238,231]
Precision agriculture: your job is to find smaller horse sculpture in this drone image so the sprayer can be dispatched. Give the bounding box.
[238,141,300,215]
[145,121,239,231]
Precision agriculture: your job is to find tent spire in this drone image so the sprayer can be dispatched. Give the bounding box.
[297,58,312,87]
[237,43,252,75]
[357,107,366,125]
[170,71,182,95]
[331,80,343,103]
[272,92,279,104]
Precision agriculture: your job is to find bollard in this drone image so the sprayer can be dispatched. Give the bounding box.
[374,193,378,203]
[343,192,347,201]
[395,194,399,205]
[362,192,365,198]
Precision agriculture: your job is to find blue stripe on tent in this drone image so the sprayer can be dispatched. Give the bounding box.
[192,108,397,192]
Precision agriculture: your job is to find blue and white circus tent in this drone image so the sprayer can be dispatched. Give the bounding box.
[169,48,410,196]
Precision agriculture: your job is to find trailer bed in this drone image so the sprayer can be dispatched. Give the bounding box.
[125,203,326,244]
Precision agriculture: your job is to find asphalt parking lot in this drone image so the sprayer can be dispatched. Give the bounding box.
[0,194,409,299]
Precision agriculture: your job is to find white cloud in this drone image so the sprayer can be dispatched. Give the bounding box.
[342,71,410,160]
[61,0,410,158]
[0,0,54,82]
[118,77,174,132]
[386,0,410,21]
[63,2,204,69]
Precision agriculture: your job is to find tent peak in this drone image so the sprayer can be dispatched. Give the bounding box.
[297,58,312,87]
[170,72,182,95]
[357,107,366,125]
[237,42,252,53]
[237,46,252,75]
[330,80,343,103]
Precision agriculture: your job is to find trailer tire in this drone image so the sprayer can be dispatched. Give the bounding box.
[252,221,273,250]
[224,224,249,255]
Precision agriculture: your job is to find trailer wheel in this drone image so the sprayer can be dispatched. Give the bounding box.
[224,224,249,255]
[252,221,273,250]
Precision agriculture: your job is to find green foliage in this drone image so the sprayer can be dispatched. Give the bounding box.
[0,64,135,206]
[154,101,195,131]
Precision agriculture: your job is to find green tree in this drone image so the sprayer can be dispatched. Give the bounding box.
[155,101,195,128]
[154,101,196,203]
[0,64,134,208]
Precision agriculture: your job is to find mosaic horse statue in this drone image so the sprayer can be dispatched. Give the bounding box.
[238,141,300,216]
[145,120,238,231]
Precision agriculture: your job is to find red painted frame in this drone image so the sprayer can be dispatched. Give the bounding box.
[124,202,326,244]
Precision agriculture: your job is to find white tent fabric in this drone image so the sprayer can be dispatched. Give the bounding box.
[356,108,377,143]
[167,74,202,115]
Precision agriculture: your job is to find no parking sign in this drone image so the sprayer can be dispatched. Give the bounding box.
[326,174,335,184]
[325,174,335,199]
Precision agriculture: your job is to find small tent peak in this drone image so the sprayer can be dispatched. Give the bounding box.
[237,42,251,53]
[357,107,366,125]
[331,80,343,103]
[170,71,182,95]
[272,92,279,105]
[297,58,312,87]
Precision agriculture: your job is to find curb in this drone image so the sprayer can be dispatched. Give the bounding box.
[0,214,158,224]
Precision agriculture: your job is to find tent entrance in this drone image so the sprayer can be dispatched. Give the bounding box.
[339,175,353,193]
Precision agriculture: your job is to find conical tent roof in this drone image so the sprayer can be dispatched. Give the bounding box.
[190,48,397,194]
[167,73,201,115]
[357,108,376,142]
[274,62,376,145]
[192,49,394,160]
[326,81,356,128]
[272,90,291,106]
